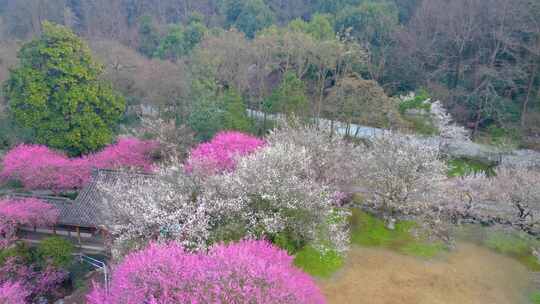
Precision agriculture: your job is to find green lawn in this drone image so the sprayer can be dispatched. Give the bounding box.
[350,209,446,259]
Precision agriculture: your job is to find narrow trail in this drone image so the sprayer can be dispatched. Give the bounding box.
[320,242,531,304]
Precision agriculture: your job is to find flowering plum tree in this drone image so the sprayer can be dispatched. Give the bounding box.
[266,122,365,188]
[0,198,58,248]
[0,281,29,304]
[98,128,350,256]
[185,131,265,176]
[452,166,540,235]
[0,138,159,191]
[359,135,447,221]
[201,141,350,252]
[96,170,208,257]
[87,240,325,304]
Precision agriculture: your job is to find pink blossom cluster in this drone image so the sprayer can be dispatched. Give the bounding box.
[185,131,265,175]
[0,281,29,304]
[0,138,159,191]
[0,257,67,302]
[0,198,58,248]
[88,240,326,304]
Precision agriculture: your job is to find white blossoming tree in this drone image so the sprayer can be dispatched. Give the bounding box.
[452,166,540,234]
[201,141,350,253]
[97,170,209,258]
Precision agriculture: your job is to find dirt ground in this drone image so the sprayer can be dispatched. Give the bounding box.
[320,243,531,304]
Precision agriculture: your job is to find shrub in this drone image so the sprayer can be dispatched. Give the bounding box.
[185,131,265,175]
[0,243,32,265]
[398,89,431,114]
[0,137,158,191]
[37,237,74,268]
[87,240,325,304]
[447,158,495,177]
[0,281,29,304]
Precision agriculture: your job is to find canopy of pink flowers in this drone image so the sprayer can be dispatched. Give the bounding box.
[185,131,265,175]
[0,281,29,304]
[0,138,159,191]
[0,258,67,302]
[0,198,59,248]
[87,240,325,304]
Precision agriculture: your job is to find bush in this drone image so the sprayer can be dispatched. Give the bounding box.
[398,89,431,114]
[294,246,343,278]
[37,237,74,268]
[0,137,158,191]
[447,158,495,177]
[87,240,325,304]
[0,243,32,265]
[185,131,265,175]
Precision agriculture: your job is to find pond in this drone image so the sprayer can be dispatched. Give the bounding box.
[319,242,532,304]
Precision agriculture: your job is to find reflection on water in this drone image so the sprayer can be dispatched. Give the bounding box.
[320,243,531,304]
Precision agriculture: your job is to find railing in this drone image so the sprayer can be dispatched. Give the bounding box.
[75,253,109,294]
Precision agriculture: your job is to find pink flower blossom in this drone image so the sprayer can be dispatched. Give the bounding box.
[185,132,265,175]
[88,240,326,304]
[0,138,159,191]
[0,198,58,248]
[0,281,29,304]
[0,257,67,302]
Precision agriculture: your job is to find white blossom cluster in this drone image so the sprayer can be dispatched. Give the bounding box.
[98,170,210,258]
[358,134,455,238]
[430,100,471,143]
[266,122,365,187]
[98,126,358,257]
[201,141,351,253]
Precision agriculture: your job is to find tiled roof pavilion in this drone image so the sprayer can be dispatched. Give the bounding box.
[6,169,156,229]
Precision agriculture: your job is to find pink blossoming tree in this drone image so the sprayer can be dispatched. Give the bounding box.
[0,137,159,191]
[0,198,58,248]
[87,240,325,304]
[0,257,67,302]
[0,281,29,304]
[185,131,265,176]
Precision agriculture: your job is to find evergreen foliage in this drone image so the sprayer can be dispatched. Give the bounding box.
[4,22,125,155]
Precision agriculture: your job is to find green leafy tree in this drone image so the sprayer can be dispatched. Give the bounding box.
[187,78,223,141]
[155,18,207,61]
[223,0,274,38]
[265,72,309,118]
[288,14,335,41]
[4,22,125,155]
[155,24,186,60]
[137,15,160,57]
[222,88,252,132]
[36,236,74,268]
[188,99,224,141]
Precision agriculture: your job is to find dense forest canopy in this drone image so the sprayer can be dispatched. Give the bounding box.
[0,0,538,150]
